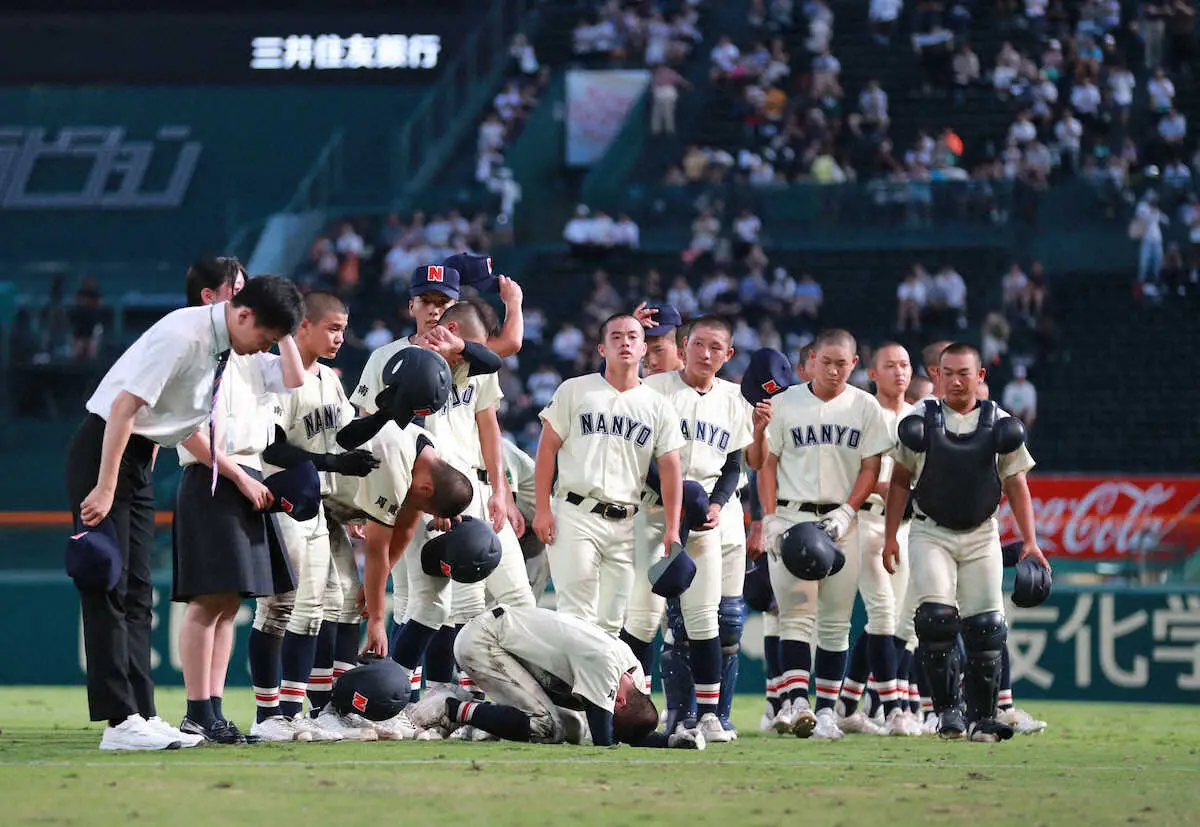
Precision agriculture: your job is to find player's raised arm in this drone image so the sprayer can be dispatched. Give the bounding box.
[758,452,780,516]
[276,334,306,389]
[745,401,773,470]
[488,275,524,358]
[533,423,563,545]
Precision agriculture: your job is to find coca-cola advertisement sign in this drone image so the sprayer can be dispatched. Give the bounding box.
[996,476,1200,558]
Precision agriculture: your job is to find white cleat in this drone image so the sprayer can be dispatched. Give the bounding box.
[407,687,458,731]
[998,707,1047,735]
[839,709,885,735]
[315,707,379,741]
[812,708,845,740]
[371,711,417,742]
[415,728,445,741]
[771,699,794,734]
[249,715,310,743]
[99,714,182,751]
[290,714,342,742]
[760,700,778,733]
[696,713,735,744]
[921,711,940,735]
[884,707,922,736]
[448,725,475,740]
[668,723,707,750]
[145,716,205,748]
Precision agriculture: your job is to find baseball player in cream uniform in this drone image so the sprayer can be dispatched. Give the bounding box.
[836,343,922,736]
[534,313,685,634]
[755,330,891,740]
[883,343,1047,742]
[622,316,752,744]
[501,438,546,600]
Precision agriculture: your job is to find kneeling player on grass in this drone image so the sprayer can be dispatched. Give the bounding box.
[406,603,705,749]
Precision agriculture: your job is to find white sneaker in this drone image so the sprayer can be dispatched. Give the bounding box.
[771,699,794,734]
[249,715,308,743]
[839,709,885,735]
[667,724,706,750]
[407,688,456,731]
[870,707,886,730]
[448,725,474,740]
[696,713,735,744]
[415,728,445,740]
[997,707,1047,735]
[922,711,940,735]
[315,707,379,742]
[100,714,182,751]
[290,715,342,742]
[884,707,921,736]
[812,708,845,740]
[145,716,204,748]
[371,710,417,741]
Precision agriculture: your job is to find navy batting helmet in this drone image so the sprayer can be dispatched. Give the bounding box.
[421,516,502,583]
[1012,558,1052,608]
[376,347,452,428]
[779,522,845,581]
[331,657,410,722]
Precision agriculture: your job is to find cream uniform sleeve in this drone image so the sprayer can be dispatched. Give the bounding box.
[354,423,434,526]
[538,379,574,439]
[652,394,686,458]
[996,407,1036,480]
[350,340,411,414]
[764,388,791,458]
[856,392,895,459]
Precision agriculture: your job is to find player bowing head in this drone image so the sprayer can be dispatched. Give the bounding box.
[613,672,660,745]
[869,342,913,401]
[807,329,858,396]
[598,313,647,367]
[938,343,985,410]
[297,291,349,360]
[226,275,306,355]
[682,315,734,382]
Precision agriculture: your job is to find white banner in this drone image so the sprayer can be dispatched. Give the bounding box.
[565,69,650,167]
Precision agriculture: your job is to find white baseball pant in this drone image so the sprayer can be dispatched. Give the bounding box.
[762,607,779,637]
[547,496,637,635]
[856,506,902,637]
[453,607,568,743]
[624,509,722,642]
[719,493,747,598]
[253,507,331,637]
[890,521,919,647]
[908,516,1005,618]
[405,475,534,630]
[323,514,363,625]
[763,507,862,650]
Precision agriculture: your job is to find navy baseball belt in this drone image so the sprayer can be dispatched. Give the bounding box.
[475,469,490,485]
[564,491,638,521]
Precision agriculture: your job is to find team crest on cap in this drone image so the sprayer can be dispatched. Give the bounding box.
[428,265,444,282]
[440,560,452,577]
[762,379,782,394]
[279,497,294,514]
[352,691,369,713]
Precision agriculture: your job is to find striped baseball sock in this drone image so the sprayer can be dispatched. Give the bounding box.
[279,631,318,719]
[867,634,901,715]
[410,666,424,702]
[248,628,283,723]
[447,698,531,742]
[459,674,483,700]
[998,644,1014,710]
[763,634,783,714]
[691,636,722,718]
[813,647,847,712]
[307,622,338,715]
[779,639,812,706]
[839,634,870,715]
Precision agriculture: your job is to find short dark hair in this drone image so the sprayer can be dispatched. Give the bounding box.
[600,313,643,339]
[428,462,474,518]
[814,328,857,354]
[872,341,908,367]
[231,274,305,334]
[686,314,733,342]
[441,298,496,340]
[939,341,981,367]
[304,290,347,323]
[922,340,952,371]
[613,689,658,745]
[185,256,244,307]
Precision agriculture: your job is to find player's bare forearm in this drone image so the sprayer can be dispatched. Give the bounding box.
[657,450,683,545]
[477,408,509,498]
[846,454,882,510]
[98,391,144,491]
[362,520,394,622]
[884,464,912,544]
[1003,471,1039,547]
[534,424,562,512]
[389,505,420,568]
[277,335,306,389]
[758,453,779,515]
[180,430,249,483]
[745,433,768,471]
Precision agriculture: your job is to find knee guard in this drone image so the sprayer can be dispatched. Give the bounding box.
[658,639,695,733]
[716,596,745,724]
[914,603,961,713]
[961,611,1007,723]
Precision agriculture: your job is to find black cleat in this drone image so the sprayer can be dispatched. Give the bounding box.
[937,709,967,740]
[180,717,253,745]
[968,718,1015,743]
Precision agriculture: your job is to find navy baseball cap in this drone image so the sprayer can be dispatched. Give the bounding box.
[421,516,503,583]
[741,348,794,406]
[410,264,461,300]
[648,543,697,598]
[443,253,496,293]
[65,518,122,592]
[644,304,683,338]
[679,480,710,545]
[265,462,322,521]
[377,347,452,429]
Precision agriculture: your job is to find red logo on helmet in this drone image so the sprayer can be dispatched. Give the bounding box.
[440,560,452,577]
[352,691,368,712]
[413,407,433,416]
[762,379,781,394]
[279,497,294,513]
[427,265,444,282]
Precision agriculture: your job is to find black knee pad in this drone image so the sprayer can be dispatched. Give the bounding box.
[915,603,960,648]
[718,596,745,652]
[962,611,1007,654]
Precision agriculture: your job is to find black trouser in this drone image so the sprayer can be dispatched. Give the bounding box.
[65,413,158,723]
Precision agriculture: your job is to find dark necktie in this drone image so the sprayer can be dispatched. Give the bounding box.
[210,349,231,495]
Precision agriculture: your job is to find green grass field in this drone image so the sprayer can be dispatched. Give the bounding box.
[1,688,1197,827]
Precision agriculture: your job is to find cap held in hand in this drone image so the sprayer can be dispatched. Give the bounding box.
[265,462,322,521]
[648,542,697,598]
[65,517,122,592]
[421,516,503,583]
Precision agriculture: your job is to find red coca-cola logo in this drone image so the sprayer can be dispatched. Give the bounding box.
[997,477,1200,557]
